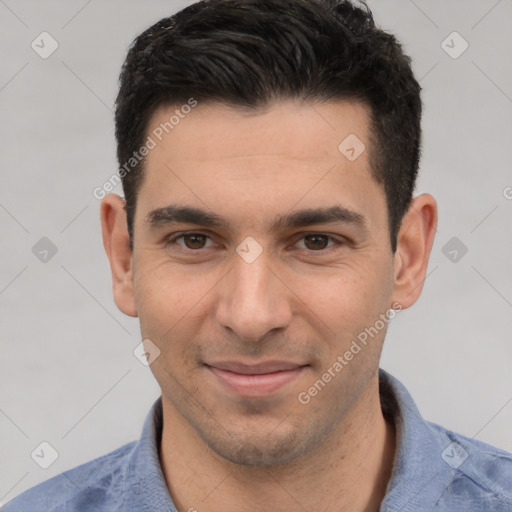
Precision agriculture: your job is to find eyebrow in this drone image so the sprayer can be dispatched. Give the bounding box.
[145,204,367,234]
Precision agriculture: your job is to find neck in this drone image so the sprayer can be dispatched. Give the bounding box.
[159,372,396,512]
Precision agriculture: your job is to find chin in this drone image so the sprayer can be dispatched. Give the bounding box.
[197,421,325,467]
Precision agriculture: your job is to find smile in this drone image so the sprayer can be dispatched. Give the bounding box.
[205,362,307,397]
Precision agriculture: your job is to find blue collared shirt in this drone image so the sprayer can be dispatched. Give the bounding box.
[2,369,511,511]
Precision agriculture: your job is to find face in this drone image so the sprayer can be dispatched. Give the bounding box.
[111,99,418,467]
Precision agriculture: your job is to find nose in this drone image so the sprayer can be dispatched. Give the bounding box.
[215,248,293,342]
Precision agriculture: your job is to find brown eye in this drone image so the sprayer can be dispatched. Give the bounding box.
[303,234,330,250]
[181,233,208,249]
[166,232,216,251]
[293,233,343,253]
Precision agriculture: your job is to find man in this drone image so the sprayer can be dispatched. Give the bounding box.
[3,0,511,511]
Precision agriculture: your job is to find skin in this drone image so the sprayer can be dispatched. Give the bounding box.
[101,99,437,512]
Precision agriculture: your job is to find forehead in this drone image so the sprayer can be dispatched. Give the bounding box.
[145,99,372,168]
[136,99,387,234]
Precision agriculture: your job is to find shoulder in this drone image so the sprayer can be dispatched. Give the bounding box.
[1,441,137,512]
[427,421,512,511]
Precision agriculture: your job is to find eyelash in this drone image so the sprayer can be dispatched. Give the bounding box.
[165,231,345,254]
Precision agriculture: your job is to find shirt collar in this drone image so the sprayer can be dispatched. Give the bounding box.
[122,394,176,511]
[379,368,454,511]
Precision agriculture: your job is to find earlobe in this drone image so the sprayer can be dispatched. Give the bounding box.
[391,193,438,309]
[100,194,138,317]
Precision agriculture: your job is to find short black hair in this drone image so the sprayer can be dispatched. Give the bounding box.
[115,0,422,252]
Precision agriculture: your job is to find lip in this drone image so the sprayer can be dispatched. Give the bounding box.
[207,360,305,374]
[206,361,307,397]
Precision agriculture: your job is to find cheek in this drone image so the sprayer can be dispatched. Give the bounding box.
[132,258,230,383]
[133,247,393,358]
[297,258,392,336]
[134,267,207,387]
[133,257,215,331]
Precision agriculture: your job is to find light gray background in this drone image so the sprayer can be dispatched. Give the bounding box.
[1,0,511,504]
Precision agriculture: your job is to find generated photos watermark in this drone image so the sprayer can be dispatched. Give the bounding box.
[298,301,403,405]
[93,98,198,200]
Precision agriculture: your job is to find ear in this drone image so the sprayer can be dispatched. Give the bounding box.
[391,193,438,309]
[100,194,138,317]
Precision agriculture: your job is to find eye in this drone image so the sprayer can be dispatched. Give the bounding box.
[165,232,344,253]
[294,233,342,251]
[166,232,217,250]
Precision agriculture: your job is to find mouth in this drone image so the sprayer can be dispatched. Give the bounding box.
[205,361,308,397]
